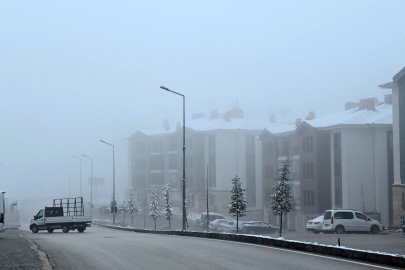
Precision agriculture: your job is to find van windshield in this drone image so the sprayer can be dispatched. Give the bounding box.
[324,211,331,220]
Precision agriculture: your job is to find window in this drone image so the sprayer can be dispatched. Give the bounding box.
[310,163,314,179]
[282,141,289,156]
[334,133,341,149]
[150,155,164,170]
[303,164,307,180]
[209,195,215,206]
[151,173,164,185]
[334,162,341,177]
[302,137,306,153]
[265,142,274,157]
[265,188,272,202]
[169,136,177,151]
[334,212,354,219]
[310,190,314,207]
[303,190,307,206]
[169,154,177,170]
[208,135,215,148]
[355,213,367,220]
[209,175,216,188]
[246,135,254,147]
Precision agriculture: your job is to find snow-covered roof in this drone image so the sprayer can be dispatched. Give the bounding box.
[304,103,392,129]
[134,116,294,137]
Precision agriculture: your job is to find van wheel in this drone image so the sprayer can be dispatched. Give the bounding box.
[47,228,54,233]
[335,225,345,234]
[78,227,85,233]
[31,225,39,233]
[62,225,69,233]
[371,225,379,234]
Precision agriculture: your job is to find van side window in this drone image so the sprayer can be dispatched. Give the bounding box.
[334,212,353,219]
[355,213,367,220]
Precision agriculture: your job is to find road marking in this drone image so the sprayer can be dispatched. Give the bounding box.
[21,233,53,270]
[158,233,400,270]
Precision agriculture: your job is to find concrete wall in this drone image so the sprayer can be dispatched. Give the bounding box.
[331,126,390,225]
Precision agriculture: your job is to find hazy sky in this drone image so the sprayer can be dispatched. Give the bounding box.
[1,1,404,202]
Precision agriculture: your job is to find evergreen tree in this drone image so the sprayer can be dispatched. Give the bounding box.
[120,198,128,224]
[229,175,247,233]
[149,184,160,230]
[271,159,293,237]
[128,192,137,227]
[162,184,173,230]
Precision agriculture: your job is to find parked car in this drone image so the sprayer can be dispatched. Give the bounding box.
[200,212,226,227]
[218,221,246,233]
[240,221,279,235]
[209,219,227,231]
[306,216,323,234]
[322,209,383,234]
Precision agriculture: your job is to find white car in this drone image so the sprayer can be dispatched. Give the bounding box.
[218,221,245,233]
[306,216,323,234]
[322,209,383,234]
[209,219,226,231]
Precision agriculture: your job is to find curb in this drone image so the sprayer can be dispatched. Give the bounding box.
[94,222,405,268]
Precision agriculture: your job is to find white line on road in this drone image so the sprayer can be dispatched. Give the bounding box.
[159,233,401,270]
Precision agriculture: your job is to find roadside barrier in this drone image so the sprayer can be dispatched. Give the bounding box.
[94,222,405,268]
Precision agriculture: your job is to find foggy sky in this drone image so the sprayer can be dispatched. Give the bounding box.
[1,1,404,202]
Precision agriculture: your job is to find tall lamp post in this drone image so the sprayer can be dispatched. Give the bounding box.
[160,86,186,231]
[71,155,82,197]
[82,154,93,217]
[100,140,116,225]
[63,157,71,197]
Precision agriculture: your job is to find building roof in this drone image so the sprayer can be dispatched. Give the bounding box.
[303,103,392,129]
[133,116,294,137]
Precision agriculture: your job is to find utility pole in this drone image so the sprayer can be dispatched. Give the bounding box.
[82,154,93,217]
[100,140,116,225]
[71,156,82,197]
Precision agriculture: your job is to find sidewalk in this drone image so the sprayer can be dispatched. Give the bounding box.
[0,229,43,270]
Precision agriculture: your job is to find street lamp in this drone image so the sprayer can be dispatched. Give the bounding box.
[160,86,186,231]
[100,140,116,225]
[71,155,82,197]
[63,157,71,197]
[82,154,93,217]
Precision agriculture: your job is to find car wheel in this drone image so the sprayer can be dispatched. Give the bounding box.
[370,225,379,234]
[335,225,345,234]
[249,230,255,234]
[77,227,85,233]
[47,228,54,233]
[313,231,320,234]
[62,225,69,233]
[31,225,39,233]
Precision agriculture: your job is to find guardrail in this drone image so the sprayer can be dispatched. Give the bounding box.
[94,222,404,268]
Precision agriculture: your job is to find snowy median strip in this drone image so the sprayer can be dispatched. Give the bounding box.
[93,221,404,268]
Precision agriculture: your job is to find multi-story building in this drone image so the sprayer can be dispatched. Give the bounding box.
[261,97,394,231]
[127,105,290,219]
[379,66,405,227]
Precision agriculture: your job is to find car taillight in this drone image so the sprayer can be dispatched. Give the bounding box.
[331,217,334,224]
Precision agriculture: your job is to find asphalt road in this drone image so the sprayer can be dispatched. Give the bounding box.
[25,226,402,270]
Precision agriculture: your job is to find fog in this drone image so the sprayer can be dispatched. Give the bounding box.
[1,1,404,220]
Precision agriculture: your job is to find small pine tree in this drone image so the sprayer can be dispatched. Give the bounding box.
[162,184,173,230]
[149,184,160,230]
[271,159,293,237]
[128,192,137,227]
[229,175,247,233]
[120,198,128,224]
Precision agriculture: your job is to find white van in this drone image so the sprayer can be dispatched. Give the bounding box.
[0,191,5,233]
[322,209,383,234]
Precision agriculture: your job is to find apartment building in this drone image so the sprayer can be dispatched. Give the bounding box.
[128,105,285,219]
[261,97,394,231]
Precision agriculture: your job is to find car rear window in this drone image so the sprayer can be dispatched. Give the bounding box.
[334,211,354,219]
[324,211,331,220]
